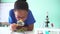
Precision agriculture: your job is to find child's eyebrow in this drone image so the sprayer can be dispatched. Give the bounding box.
[17,16,25,18]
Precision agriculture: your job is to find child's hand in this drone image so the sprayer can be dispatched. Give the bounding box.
[10,23,18,31]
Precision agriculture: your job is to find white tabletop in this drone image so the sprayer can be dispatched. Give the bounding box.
[0,27,60,34]
[0,27,34,34]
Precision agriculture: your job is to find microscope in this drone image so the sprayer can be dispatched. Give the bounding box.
[45,12,50,27]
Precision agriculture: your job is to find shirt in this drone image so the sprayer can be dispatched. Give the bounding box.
[9,9,35,26]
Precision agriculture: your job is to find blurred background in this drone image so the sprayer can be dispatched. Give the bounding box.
[0,0,60,28]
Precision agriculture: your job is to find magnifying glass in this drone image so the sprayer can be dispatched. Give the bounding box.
[17,19,25,26]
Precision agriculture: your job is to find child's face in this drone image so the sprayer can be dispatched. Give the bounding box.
[14,9,28,21]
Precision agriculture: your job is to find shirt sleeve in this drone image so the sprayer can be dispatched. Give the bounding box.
[25,10,36,25]
[8,9,17,24]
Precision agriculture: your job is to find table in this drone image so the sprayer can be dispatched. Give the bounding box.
[0,27,34,34]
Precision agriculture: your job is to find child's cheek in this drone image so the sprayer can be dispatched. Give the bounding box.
[23,18,27,21]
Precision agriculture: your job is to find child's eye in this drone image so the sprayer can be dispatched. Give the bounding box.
[21,17,25,19]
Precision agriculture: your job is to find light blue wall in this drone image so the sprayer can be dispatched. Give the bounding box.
[27,0,60,28]
[0,0,60,28]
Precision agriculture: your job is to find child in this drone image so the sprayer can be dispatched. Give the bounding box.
[9,0,35,31]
